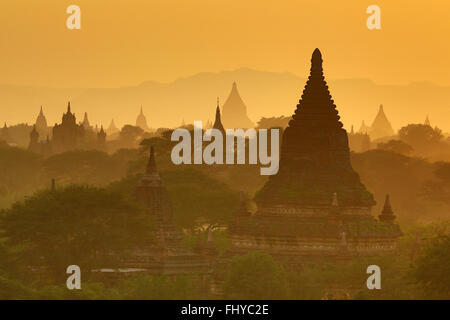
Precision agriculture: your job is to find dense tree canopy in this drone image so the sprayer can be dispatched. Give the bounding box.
[0,185,152,282]
[223,252,288,299]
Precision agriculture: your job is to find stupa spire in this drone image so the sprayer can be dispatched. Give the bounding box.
[213,97,225,133]
[255,49,374,209]
[146,146,158,176]
[379,194,396,222]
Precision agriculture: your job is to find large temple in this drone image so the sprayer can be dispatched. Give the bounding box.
[369,104,395,140]
[221,82,254,129]
[52,102,85,153]
[228,49,401,261]
[28,103,107,155]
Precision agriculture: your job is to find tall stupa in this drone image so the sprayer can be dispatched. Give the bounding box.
[255,48,375,211]
[136,107,150,131]
[369,104,395,140]
[229,49,401,260]
[221,82,254,129]
[35,106,48,140]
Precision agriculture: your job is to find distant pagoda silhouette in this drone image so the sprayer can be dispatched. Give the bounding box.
[221,82,254,129]
[35,106,48,140]
[358,120,370,134]
[424,115,431,126]
[212,97,225,134]
[126,146,209,274]
[255,48,375,211]
[229,49,401,261]
[369,104,395,140]
[106,119,119,135]
[136,106,150,131]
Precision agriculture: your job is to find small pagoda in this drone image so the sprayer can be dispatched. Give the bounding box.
[122,146,210,275]
[229,49,401,261]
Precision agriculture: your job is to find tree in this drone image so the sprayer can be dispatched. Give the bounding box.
[119,125,144,146]
[377,139,413,155]
[398,124,444,156]
[414,233,450,298]
[0,185,152,282]
[43,150,121,186]
[0,145,42,196]
[109,168,239,232]
[223,252,288,299]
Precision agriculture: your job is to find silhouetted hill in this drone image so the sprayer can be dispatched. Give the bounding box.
[1,69,449,132]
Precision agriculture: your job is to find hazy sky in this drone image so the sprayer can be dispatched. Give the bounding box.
[1,0,449,88]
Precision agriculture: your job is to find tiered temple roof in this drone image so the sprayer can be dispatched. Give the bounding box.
[229,49,401,260]
[255,48,375,211]
[221,82,254,129]
[369,104,395,140]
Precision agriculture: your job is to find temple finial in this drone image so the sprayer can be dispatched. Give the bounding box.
[67,101,71,113]
[379,193,396,222]
[311,48,323,69]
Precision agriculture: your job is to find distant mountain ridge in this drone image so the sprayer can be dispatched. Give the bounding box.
[0,68,449,132]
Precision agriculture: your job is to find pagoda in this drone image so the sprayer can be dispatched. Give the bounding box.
[35,106,48,140]
[52,102,85,153]
[358,120,370,134]
[369,104,395,140]
[106,119,119,136]
[123,146,210,274]
[136,106,150,131]
[212,98,225,134]
[221,82,254,129]
[229,49,401,261]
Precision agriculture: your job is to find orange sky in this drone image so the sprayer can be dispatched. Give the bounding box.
[0,0,449,88]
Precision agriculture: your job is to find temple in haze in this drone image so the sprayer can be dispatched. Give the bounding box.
[52,102,85,153]
[228,49,401,261]
[136,107,150,131]
[35,106,48,140]
[106,119,120,136]
[122,146,209,274]
[212,98,225,134]
[28,103,107,155]
[221,82,254,129]
[369,104,395,140]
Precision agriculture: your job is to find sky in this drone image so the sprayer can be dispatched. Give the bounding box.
[0,0,449,88]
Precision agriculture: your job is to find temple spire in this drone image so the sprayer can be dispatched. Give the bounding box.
[146,146,158,175]
[255,48,375,209]
[213,97,225,133]
[379,194,396,222]
[67,101,71,113]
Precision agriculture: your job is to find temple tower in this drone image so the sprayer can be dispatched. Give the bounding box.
[106,119,119,135]
[136,146,172,221]
[369,104,395,140]
[379,194,396,223]
[212,98,225,134]
[97,125,107,150]
[221,82,254,129]
[136,107,150,131]
[424,115,431,126]
[358,120,370,134]
[82,112,92,130]
[228,49,401,261]
[35,106,48,140]
[28,125,40,153]
[52,102,85,153]
[255,48,375,213]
